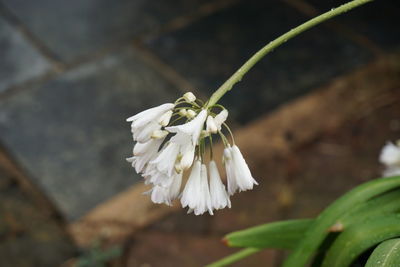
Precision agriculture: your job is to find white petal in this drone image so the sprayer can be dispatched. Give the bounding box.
[168,172,183,200]
[149,142,180,176]
[134,121,161,143]
[214,109,228,131]
[166,109,207,145]
[127,103,174,126]
[209,161,231,210]
[158,110,173,126]
[133,138,164,156]
[196,164,213,215]
[181,160,202,209]
[380,142,400,166]
[231,145,258,192]
[180,143,196,170]
[223,147,238,195]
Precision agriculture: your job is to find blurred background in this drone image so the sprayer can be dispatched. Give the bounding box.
[0,0,399,266]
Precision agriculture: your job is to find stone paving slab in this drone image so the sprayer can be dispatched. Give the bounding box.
[1,0,215,62]
[0,47,180,221]
[0,163,76,267]
[147,0,371,124]
[0,16,51,93]
[307,0,400,50]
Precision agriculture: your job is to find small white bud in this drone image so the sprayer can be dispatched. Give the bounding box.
[183,92,196,103]
[151,130,169,139]
[178,109,187,117]
[206,115,218,134]
[186,109,197,119]
[200,130,209,138]
[158,110,173,126]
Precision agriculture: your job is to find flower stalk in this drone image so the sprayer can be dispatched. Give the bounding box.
[206,0,374,108]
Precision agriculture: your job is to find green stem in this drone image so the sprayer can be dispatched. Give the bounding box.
[205,248,261,267]
[206,0,374,108]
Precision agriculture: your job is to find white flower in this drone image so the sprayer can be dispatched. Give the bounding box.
[209,161,231,210]
[224,145,258,195]
[148,142,180,176]
[380,142,400,166]
[183,92,196,103]
[181,160,213,215]
[166,109,207,170]
[380,141,400,177]
[206,115,218,134]
[127,137,165,173]
[146,172,182,205]
[214,109,228,131]
[127,103,174,142]
[167,110,207,146]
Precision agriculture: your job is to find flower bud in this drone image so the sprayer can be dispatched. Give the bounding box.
[214,109,228,131]
[183,92,196,103]
[186,109,197,119]
[151,130,169,139]
[178,109,187,117]
[206,115,218,134]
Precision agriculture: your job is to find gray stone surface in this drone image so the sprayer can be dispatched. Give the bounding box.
[0,16,51,93]
[1,0,214,62]
[0,47,179,220]
[147,0,372,124]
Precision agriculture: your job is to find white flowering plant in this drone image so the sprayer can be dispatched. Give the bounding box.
[125,0,400,266]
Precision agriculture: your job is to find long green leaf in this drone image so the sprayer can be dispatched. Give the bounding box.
[283,176,400,267]
[225,188,400,250]
[365,238,400,267]
[204,248,261,267]
[225,219,311,249]
[322,215,400,267]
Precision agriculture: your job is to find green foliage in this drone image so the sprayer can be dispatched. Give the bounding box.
[366,238,400,267]
[76,241,122,267]
[207,176,400,267]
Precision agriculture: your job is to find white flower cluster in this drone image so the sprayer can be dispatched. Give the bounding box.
[379,141,400,177]
[126,92,258,215]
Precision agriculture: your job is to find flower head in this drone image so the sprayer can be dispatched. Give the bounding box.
[126,92,258,215]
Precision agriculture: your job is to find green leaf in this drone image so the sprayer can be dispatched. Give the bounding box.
[224,188,400,251]
[205,248,261,267]
[225,219,312,249]
[322,215,400,267]
[283,176,400,267]
[365,238,400,267]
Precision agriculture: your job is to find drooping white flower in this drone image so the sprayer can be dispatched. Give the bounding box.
[181,160,201,210]
[149,142,180,176]
[183,92,196,103]
[209,161,231,210]
[214,109,228,131]
[380,141,400,177]
[224,145,258,195]
[146,171,182,205]
[181,160,213,215]
[127,137,165,173]
[206,115,218,134]
[127,103,174,143]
